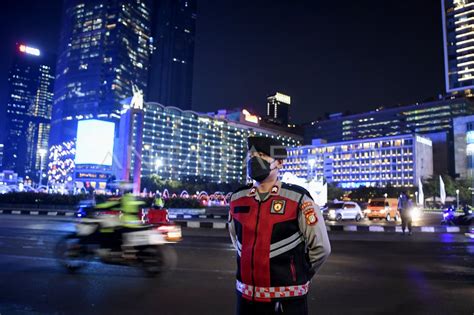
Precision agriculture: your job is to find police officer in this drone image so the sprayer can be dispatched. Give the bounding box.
[229,137,331,315]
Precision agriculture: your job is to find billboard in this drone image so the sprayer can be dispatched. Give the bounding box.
[75,120,115,166]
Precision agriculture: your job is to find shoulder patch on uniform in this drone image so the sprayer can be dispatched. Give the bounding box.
[300,201,314,211]
[303,208,318,225]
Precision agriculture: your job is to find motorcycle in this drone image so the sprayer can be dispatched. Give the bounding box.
[441,207,456,225]
[55,207,181,276]
[441,206,473,226]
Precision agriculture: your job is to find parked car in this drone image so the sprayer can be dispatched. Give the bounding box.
[367,198,400,221]
[325,201,363,221]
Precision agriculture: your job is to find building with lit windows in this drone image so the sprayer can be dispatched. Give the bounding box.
[304,97,474,175]
[148,0,196,110]
[2,43,55,181]
[442,0,474,95]
[49,0,153,148]
[141,103,301,183]
[453,115,474,179]
[267,92,291,126]
[0,144,3,167]
[283,134,433,189]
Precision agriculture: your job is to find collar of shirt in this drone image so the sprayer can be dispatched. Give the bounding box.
[248,180,282,201]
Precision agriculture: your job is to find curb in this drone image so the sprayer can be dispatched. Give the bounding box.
[0,209,75,217]
[168,214,227,220]
[172,220,471,233]
[1,210,470,233]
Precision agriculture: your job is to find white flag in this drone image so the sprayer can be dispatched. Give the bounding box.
[439,175,446,205]
[418,178,424,206]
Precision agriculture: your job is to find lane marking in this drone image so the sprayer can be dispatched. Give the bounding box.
[369,226,384,232]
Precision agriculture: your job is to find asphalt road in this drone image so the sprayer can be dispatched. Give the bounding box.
[0,216,473,315]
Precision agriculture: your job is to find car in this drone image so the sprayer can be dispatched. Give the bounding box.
[325,201,363,221]
[367,198,400,221]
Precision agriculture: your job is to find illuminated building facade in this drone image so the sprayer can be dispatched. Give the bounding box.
[304,98,474,175]
[141,104,301,183]
[283,135,433,189]
[50,0,153,147]
[114,87,145,194]
[453,115,474,178]
[0,144,3,167]
[47,141,76,186]
[442,0,474,95]
[267,92,291,126]
[148,0,196,109]
[3,44,55,180]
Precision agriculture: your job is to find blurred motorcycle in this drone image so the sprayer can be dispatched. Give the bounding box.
[56,206,181,276]
[441,206,473,226]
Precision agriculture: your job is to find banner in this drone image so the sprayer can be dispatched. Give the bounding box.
[439,175,446,205]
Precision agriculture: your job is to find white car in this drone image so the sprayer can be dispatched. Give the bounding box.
[326,201,363,222]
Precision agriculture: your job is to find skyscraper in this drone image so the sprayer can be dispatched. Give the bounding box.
[442,0,474,95]
[50,0,153,146]
[3,43,55,180]
[48,0,153,187]
[266,92,291,126]
[148,0,196,109]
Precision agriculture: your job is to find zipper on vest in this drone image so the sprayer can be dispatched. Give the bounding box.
[290,255,297,282]
[251,200,262,301]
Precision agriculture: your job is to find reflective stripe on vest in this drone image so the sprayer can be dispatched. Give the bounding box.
[236,280,310,299]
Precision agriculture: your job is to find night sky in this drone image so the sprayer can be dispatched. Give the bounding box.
[0,0,445,125]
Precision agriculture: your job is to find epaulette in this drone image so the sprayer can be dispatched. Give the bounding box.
[232,183,253,195]
[281,182,314,201]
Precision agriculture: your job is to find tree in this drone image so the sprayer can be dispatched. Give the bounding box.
[327,183,344,201]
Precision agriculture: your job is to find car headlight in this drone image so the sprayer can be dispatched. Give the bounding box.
[329,210,336,216]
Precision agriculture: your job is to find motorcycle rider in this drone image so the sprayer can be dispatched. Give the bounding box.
[153,194,165,209]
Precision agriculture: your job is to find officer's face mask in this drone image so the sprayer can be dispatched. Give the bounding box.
[247,156,277,183]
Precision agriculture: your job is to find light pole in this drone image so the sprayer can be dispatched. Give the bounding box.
[38,148,47,186]
[456,189,460,210]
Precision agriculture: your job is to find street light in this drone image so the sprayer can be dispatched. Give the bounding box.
[384,193,388,199]
[456,189,460,210]
[415,191,418,205]
[38,148,47,186]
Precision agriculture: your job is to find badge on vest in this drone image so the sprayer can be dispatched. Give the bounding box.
[271,200,286,214]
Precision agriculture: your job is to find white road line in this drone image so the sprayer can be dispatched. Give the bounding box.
[421,226,435,233]
[187,221,200,228]
[369,226,384,232]
[343,225,357,232]
[213,222,227,229]
[446,226,460,233]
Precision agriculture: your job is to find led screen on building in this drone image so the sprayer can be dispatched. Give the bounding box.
[75,120,115,166]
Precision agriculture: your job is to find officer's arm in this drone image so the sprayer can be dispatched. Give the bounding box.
[228,207,238,251]
[298,195,331,277]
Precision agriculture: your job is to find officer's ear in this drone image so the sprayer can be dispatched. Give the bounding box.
[274,159,284,169]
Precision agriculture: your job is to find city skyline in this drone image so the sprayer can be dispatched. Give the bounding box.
[1,0,445,125]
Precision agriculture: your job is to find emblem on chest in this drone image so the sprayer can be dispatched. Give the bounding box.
[270,200,286,214]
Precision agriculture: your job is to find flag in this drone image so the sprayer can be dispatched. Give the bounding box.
[439,175,446,205]
[418,178,424,206]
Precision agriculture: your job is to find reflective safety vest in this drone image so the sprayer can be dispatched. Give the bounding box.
[229,182,315,302]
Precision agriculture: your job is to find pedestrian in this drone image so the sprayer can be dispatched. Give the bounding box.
[228,136,331,315]
[398,191,413,235]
